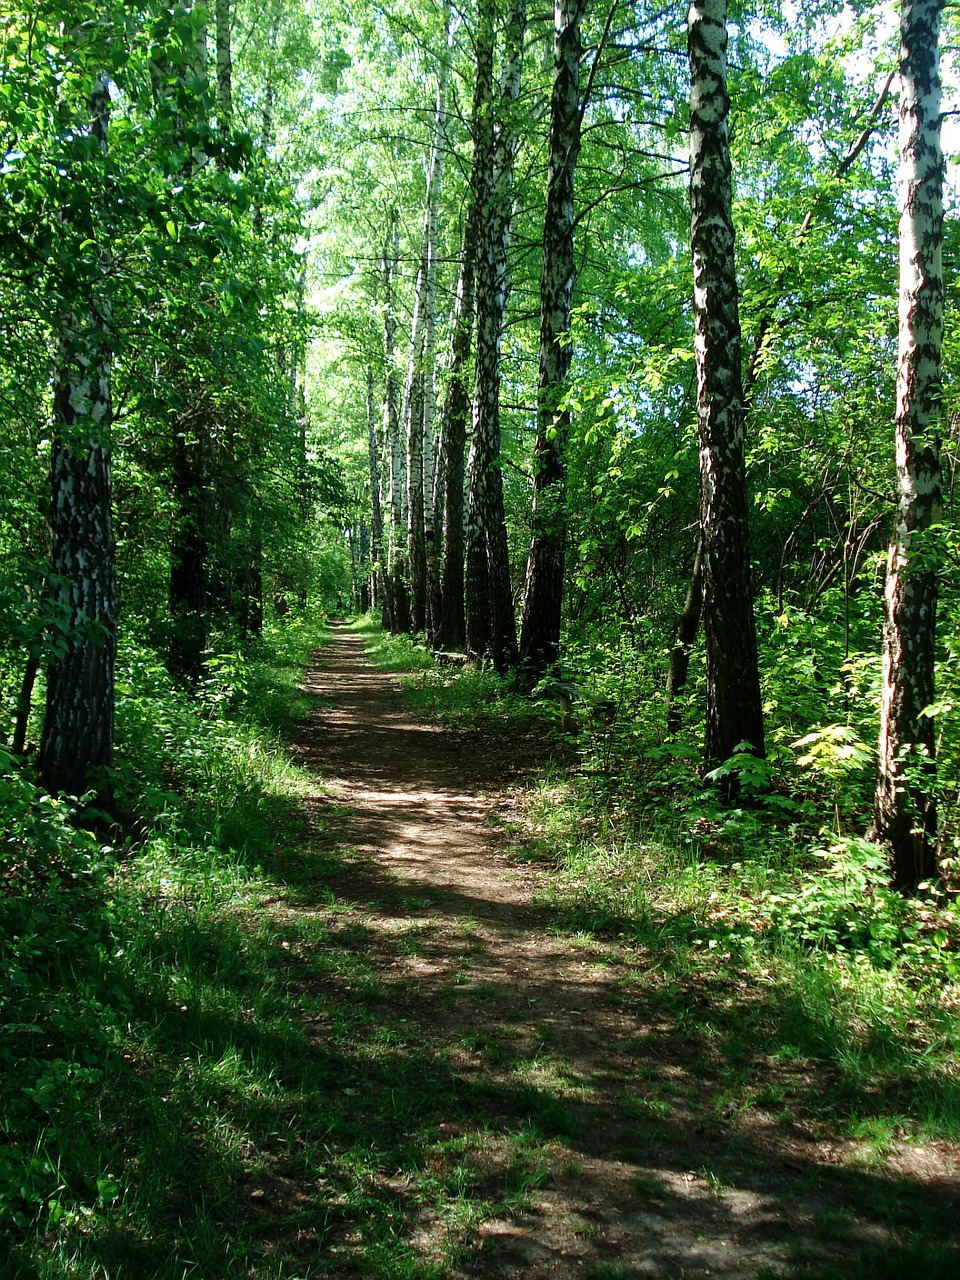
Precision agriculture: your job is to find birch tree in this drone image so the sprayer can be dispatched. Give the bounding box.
[383,211,411,632]
[438,193,481,652]
[39,76,117,797]
[465,0,525,672]
[875,0,944,890]
[518,0,587,685]
[688,0,765,768]
[404,18,451,636]
[367,364,386,613]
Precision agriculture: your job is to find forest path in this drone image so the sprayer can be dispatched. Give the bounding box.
[287,624,959,1279]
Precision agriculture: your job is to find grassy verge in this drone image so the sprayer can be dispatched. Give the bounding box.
[519,764,960,1134]
[353,614,549,733]
[1,611,334,1276]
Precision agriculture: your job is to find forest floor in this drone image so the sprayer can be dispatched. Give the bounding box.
[279,622,960,1279]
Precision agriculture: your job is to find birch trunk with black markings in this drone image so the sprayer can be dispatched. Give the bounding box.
[875,0,944,889]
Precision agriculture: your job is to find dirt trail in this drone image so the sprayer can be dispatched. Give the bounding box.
[290,624,960,1279]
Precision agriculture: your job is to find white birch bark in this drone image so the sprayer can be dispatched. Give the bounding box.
[40,76,117,797]
[518,0,585,684]
[876,0,944,889]
[689,0,765,770]
[465,0,525,672]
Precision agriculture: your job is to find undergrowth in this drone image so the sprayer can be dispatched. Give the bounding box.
[4,612,959,1276]
[0,610,332,1274]
[362,616,960,1145]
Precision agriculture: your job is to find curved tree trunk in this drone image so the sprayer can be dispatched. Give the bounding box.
[875,0,944,890]
[688,0,764,767]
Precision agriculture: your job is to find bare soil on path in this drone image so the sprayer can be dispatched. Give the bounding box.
[289,624,960,1279]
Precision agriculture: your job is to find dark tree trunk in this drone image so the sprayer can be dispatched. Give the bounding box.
[13,646,40,757]
[518,0,585,687]
[688,0,765,767]
[465,0,524,674]
[168,423,209,684]
[367,365,386,613]
[437,230,475,650]
[237,526,263,640]
[216,0,232,144]
[438,67,487,652]
[665,535,703,732]
[875,0,944,890]
[40,77,117,798]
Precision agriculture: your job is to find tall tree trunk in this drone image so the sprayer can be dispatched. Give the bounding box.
[383,211,410,632]
[39,77,117,798]
[367,364,386,613]
[423,9,453,646]
[875,0,944,890]
[665,68,898,719]
[405,359,427,631]
[688,0,764,767]
[518,0,585,687]
[165,15,222,675]
[465,0,524,673]
[438,194,480,651]
[404,27,451,636]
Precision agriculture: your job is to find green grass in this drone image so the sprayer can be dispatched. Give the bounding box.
[512,759,960,1158]
[352,614,435,672]
[355,614,553,732]
[350,617,960,1151]
[0,612,574,1278]
[774,1239,960,1278]
[4,612,960,1276]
